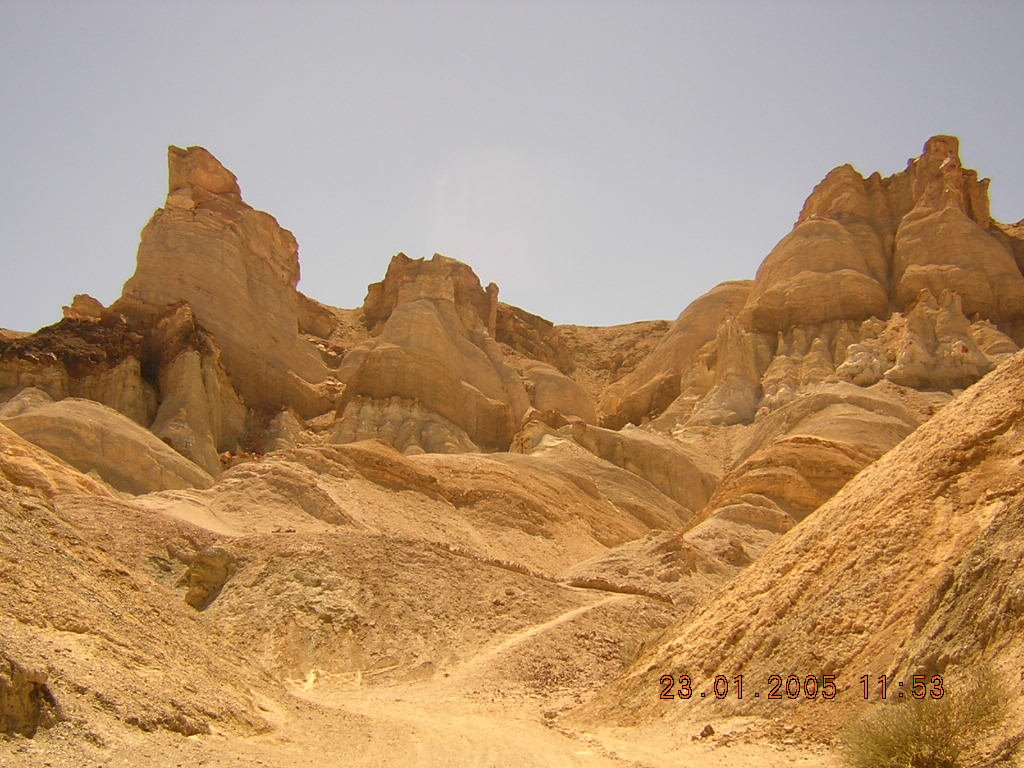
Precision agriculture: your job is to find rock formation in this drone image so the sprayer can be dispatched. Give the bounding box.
[602,136,1024,433]
[0,310,157,426]
[1,395,213,493]
[144,304,247,475]
[335,252,595,452]
[117,146,337,418]
[494,302,575,374]
[586,347,1024,738]
[336,253,530,450]
[0,654,60,738]
[599,280,753,429]
[2,135,1024,762]
[743,135,1024,331]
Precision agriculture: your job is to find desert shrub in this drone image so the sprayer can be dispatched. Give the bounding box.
[841,666,1009,768]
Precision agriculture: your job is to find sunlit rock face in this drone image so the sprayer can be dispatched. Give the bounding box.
[892,136,1024,320]
[599,136,1024,431]
[119,146,336,418]
[337,253,534,452]
[742,135,1024,332]
[598,280,753,429]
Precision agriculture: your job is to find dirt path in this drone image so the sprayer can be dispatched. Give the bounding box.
[280,590,838,768]
[448,591,630,682]
[3,589,838,768]
[289,590,637,766]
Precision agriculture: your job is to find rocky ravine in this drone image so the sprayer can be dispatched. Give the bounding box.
[1,136,1022,764]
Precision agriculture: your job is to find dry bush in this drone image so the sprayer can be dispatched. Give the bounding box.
[842,666,1010,768]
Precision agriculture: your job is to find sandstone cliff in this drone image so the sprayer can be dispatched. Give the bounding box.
[600,136,1024,435]
[333,252,595,452]
[118,146,338,418]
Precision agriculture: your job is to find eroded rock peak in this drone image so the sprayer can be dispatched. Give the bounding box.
[168,145,241,197]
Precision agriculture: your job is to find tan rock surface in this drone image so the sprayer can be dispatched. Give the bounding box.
[519,359,597,424]
[118,146,334,417]
[742,135,1024,332]
[495,302,575,373]
[567,421,719,513]
[741,199,890,331]
[60,293,105,322]
[882,289,995,388]
[0,421,113,499]
[0,315,157,426]
[599,281,753,428]
[1,397,213,494]
[892,136,1024,319]
[583,349,1024,744]
[362,251,499,334]
[557,319,670,403]
[327,395,480,454]
[146,304,247,475]
[0,387,55,419]
[144,438,690,574]
[565,381,928,608]
[337,254,532,450]
[506,430,694,533]
[686,315,773,426]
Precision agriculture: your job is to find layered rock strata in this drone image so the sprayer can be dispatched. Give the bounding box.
[118,146,337,418]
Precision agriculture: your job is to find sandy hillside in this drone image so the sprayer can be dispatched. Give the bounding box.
[578,348,1024,760]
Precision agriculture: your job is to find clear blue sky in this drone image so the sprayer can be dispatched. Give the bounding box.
[2,1,1022,332]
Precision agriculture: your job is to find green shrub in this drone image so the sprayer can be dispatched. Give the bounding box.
[841,666,1009,768]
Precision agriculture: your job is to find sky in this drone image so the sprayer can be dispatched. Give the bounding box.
[2,1,1023,332]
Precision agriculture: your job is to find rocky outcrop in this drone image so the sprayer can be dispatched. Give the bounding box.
[871,290,993,389]
[0,654,61,737]
[145,304,247,475]
[742,174,891,331]
[687,382,927,553]
[892,136,1024,319]
[567,421,719,514]
[118,146,336,418]
[296,292,339,340]
[564,381,929,608]
[562,529,734,605]
[0,312,157,426]
[327,395,480,454]
[601,137,1023,430]
[519,360,597,424]
[183,546,236,610]
[0,298,250,477]
[260,408,316,454]
[495,303,574,374]
[686,316,773,426]
[61,294,105,322]
[505,431,694,533]
[826,289,1014,391]
[363,252,500,335]
[337,254,534,451]
[557,320,671,403]
[741,135,1024,332]
[1,398,213,494]
[0,419,113,499]
[598,281,753,428]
